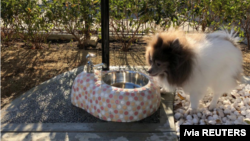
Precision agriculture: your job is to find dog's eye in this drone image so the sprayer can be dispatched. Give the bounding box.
[157,63,161,66]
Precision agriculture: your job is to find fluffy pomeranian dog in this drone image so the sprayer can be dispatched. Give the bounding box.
[145,29,243,113]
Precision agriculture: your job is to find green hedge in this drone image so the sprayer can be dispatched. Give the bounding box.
[1,0,250,49]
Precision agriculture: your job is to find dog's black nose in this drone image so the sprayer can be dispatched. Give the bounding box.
[146,69,152,74]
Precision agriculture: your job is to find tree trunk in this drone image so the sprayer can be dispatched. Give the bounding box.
[78,43,85,49]
[247,34,250,50]
[121,43,130,52]
[202,22,206,32]
[85,28,91,41]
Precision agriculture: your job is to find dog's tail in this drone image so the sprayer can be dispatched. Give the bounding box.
[207,27,241,44]
[223,27,241,43]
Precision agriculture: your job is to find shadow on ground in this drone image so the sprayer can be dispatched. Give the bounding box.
[1,46,90,108]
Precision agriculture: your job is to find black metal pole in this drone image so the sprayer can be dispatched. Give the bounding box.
[101,0,109,71]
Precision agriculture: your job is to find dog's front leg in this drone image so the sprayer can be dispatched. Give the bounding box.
[156,76,175,94]
[154,76,170,94]
[186,91,203,114]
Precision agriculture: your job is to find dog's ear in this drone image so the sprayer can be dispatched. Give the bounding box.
[155,36,163,48]
[172,38,182,51]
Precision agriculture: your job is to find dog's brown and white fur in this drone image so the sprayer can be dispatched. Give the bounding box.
[146,30,243,114]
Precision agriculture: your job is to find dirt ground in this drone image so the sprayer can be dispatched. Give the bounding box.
[1,41,249,108]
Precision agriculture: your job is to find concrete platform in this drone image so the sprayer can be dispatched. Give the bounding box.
[1,66,178,141]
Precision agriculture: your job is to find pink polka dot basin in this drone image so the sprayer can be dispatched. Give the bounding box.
[71,70,161,122]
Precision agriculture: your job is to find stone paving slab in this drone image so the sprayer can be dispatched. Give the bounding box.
[1,99,175,132]
[1,100,176,141]
[1,132,178,141]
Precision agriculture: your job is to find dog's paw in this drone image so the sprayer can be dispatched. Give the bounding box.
[160,88,168,94]
[185,108,198,115]
[208,104,216,111]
